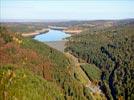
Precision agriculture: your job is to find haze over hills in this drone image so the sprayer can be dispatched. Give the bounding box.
[0,19,73,22]
[1,18,134,22]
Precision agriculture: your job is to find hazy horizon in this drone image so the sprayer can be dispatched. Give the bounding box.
[1,0,134,22]
[1,18,134,23]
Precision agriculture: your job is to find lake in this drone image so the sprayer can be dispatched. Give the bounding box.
[34,29,71,42]
[34,29,71,52]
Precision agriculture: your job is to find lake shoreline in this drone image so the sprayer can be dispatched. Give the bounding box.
[34,29,71,41]
[22,28,49,37]
[33,29,71,52]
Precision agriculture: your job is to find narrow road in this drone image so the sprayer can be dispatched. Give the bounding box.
[65,52,103,94]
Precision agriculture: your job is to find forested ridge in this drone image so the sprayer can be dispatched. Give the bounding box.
[65,22,134,100]
[0,26,106,100]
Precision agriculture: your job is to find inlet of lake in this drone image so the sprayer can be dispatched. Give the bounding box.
[34,29,71,52]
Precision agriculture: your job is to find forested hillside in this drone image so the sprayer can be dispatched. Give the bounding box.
[65,22,134,100]
[0,26,106,100]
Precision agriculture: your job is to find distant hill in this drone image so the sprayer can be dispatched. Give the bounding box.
[1,18,134,34]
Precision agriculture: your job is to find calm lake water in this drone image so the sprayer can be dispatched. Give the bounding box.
[34,29,71,42]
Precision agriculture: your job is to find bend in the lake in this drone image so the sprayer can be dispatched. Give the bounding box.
[34,29,70,42]
[34,29,71,52]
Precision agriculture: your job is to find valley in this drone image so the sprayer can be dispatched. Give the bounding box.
[1,0,134,99]
[0,19,134,100]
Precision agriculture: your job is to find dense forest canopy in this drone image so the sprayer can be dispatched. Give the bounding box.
[65,21,134,100]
